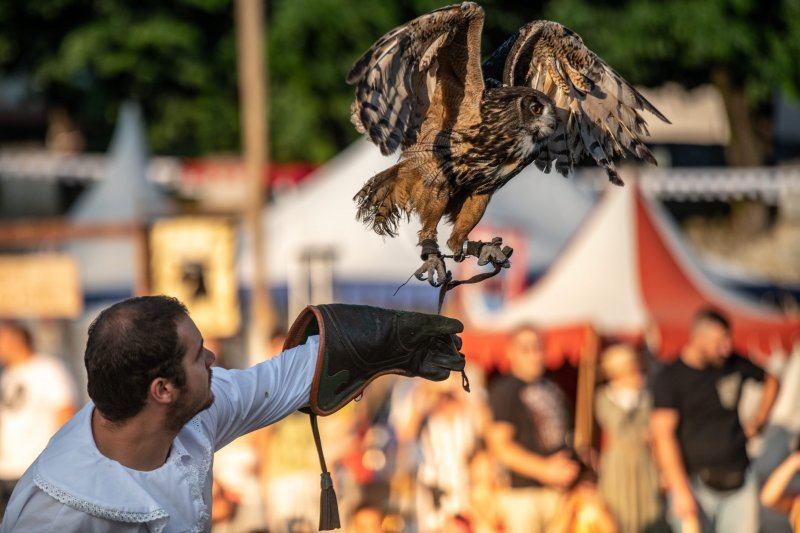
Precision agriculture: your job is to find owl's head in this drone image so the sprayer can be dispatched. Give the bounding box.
[481,86,557,140]
[520,91,556,140]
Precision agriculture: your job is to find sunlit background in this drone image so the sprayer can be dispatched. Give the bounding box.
[0,1,799,532]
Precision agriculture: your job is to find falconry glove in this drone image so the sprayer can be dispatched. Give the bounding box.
[285,303,465,415]
[283,304,466,530]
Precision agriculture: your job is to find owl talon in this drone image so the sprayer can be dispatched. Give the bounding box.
[414,254,447,287]
[466,238,513,268]
[481,242,513,268]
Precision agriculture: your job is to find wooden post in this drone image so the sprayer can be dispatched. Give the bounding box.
[573,325,599,459]
[134,223,151,296]
[236,0,274,363]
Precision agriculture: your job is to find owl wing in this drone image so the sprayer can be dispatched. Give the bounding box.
[347,2,485,155]
[482,21,670,184]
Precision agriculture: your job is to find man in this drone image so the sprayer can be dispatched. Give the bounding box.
[0,321,77,515]
[2,295,465,531]
[486,325,580,533]
[651,308,780,532]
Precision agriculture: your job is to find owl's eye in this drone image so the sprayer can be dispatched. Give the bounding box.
[530,102,543,114]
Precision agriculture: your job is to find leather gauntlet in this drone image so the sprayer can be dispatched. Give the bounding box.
[284,303,466,415]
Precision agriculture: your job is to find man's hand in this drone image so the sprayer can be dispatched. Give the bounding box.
[539,451,580,489]
[672,483,697,521]
[743,422,761,439]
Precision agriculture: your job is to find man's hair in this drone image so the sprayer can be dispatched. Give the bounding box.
[692,307,731,332]
[509,323,543,341]
[85,295,189,423]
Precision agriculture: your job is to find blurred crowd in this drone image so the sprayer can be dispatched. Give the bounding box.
[0,308,799,533]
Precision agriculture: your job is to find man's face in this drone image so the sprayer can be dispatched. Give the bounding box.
[168,315,216,430]
[508,328,545,382]
[352,507,383,533]
[695,320,732,367]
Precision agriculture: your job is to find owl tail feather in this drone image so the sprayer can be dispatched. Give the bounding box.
[354,163,403,237]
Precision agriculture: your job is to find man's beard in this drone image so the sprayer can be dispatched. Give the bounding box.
[166,369,215,432]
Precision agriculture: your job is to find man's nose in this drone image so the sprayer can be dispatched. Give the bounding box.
[205,349,216,368]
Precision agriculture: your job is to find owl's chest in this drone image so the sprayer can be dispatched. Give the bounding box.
[451,131,537,192]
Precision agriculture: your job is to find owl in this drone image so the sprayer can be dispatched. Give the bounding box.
[348,2,669,286]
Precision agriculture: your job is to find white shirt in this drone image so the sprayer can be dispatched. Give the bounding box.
[0,354,77,479]
[1,336,319,533]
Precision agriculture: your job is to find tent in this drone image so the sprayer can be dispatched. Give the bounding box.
[68,102,173,298]
[456,175,799,369]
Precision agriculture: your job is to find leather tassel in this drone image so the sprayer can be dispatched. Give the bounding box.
[319,471,341,530]
[310,413,341,530]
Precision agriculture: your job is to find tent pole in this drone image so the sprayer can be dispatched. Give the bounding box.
[236,0,275,363]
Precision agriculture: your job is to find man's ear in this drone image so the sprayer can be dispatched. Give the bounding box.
[149,377,178,405]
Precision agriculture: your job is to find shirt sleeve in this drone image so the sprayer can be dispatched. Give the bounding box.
[488,378,515,425]
[204,336,319,450]
[734,354,766,382]
[651,365,679,410]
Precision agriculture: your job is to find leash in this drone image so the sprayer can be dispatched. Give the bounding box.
[435,255,506,393]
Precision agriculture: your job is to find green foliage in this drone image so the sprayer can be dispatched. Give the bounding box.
[0,0,238,155]
[268,0,400,162]
[1,0,797,161]
[544,0,800,105]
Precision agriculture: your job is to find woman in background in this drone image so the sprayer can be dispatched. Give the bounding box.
[595,344,667,533]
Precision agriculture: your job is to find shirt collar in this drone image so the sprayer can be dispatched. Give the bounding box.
[32,403,171,523]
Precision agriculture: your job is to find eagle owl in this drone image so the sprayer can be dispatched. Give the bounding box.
[348,2,669,285]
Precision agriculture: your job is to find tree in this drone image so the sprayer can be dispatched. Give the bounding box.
[0,0,241,156]
[543,0,800,166]
[6,1,795,165]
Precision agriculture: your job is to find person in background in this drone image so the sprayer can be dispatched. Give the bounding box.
[463,446,505,533]
[351,502,386,533]
[650,308,780,532]
[412,377,483,532]
[595,343,667,533]
[486,324,580,533]
[0,320,77,515]
[760,441,800,531]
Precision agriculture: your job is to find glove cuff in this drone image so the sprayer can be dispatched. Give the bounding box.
[284,305,326,414]
[284,304,420,416]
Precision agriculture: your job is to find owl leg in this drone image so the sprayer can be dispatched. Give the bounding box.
[446,193,491,254]
[447,194,512,268]
[413,193,448,287]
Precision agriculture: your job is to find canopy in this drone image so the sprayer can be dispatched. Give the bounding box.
[457,177,799,367]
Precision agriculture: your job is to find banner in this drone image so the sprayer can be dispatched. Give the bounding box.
[0,254,82,318]
[150,217,240,338]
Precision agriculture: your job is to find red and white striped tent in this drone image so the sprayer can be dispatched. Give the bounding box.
[455,177,799,370]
